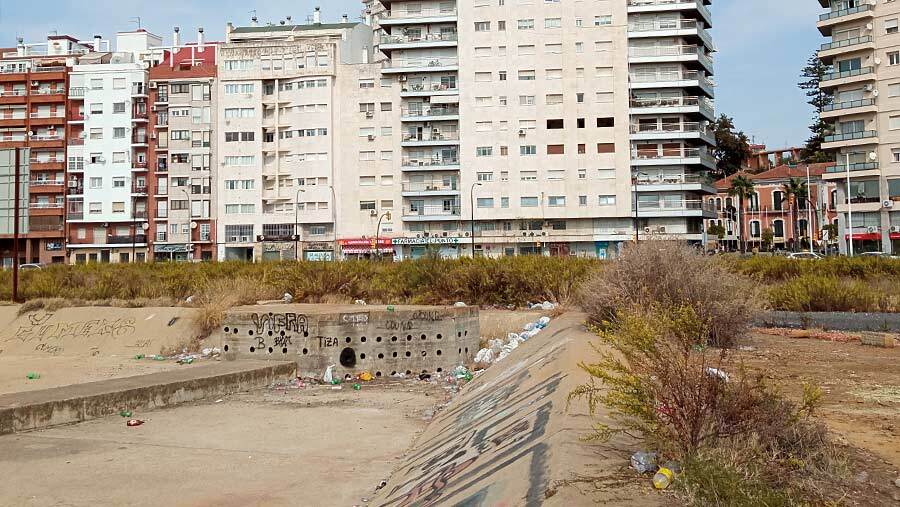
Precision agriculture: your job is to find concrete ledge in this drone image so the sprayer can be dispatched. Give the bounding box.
[757,311,900,332]
[0,360,296,435]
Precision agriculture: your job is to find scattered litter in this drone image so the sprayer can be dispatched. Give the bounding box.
[331,379,342,385]
[331,386,343,390]
[133,354,145,360]
[474,315,553,366]
[738,346,755,352]
[26,372,40,380]
[119,410,133,418]
[177,357,195,365]
[323,364,336,384]
[386,305,395,312]
[894,477,900,488]
[151,355,165,361]
[705,367,729,382]
[352,383,361,391]
[453,302,466,307]
[630,451,659,474]
[391,372,406,378]
[376,480,388,491]
[354,299,367,305]
[357,371,374,382]
[283,292,293,303]
[453,365,473,382]
[184,295,194,304]
[652,467,675,490]
[418,373,432,381]
[215,399,224,403]
[126,419,145,427]
[528,301,556,311]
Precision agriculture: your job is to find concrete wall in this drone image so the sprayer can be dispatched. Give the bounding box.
[217,304,480,378]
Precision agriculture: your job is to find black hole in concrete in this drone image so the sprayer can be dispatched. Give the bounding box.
[376,336,382,343]
[421,351,427,357]
[268,347,273,354]
[392,352,398,358]
[465,347,469,354]
[436,350,442,356]
[406,335,412,341]
[437,333,442,340]
[303,331,309,338]
[361,336,367,343]
[268,331,273,337]
[420,334,426,341]
[233,328,238,334]
[268,312,274,316]
[378,353,384,359]
[464,330,468,336]
[282,347,288,354]
[344,374,352,381]
[224,327,230,333]
[376,371,382,377]
[279,330,285,337]
[437,368,443,373]
[340,347,357,368]
[345,337,352,344]
[248,330,254,336]
[422,369,428,374]
[223,344,229,352]
[360,353,366,360]
[391,336,398,342]
[302,348,308,355]
[391,371,397,376]
[250,346,255,353]
[405,351,411,357]
[458,348,462,354]
[457,331,461,338]
[405,370,412,375]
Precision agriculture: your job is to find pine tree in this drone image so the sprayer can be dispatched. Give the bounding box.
[713,115,752,178]
[798,53,834,163]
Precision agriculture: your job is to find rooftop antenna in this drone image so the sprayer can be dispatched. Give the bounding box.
[129,17,142,30]
[250,9,257,22]
[286,15,293,23]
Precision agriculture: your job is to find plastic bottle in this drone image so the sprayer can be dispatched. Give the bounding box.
[652,467,674,490]
[26,372,40,380]
[119,410,133,418]
[352,383,361,391]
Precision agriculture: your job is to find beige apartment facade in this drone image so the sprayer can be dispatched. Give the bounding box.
[817,0,900,254]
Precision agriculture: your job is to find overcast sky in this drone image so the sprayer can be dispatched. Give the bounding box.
[0,0,823,149]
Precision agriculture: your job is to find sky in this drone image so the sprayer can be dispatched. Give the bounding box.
[0,0,824,149]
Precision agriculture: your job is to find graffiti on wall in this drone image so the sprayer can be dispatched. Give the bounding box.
[4,312,137,344]
[340,312,369,327]
[250,312,308,336]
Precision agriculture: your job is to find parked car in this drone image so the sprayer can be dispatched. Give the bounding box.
[786,252,823,260]
[18,263,43,270]
[857,252,899,259]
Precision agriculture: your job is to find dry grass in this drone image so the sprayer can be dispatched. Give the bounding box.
[17,296,178,315]
[188,277,275,338]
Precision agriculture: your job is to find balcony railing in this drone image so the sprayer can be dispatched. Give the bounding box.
[402,180,459,192]
[827,162,879,173]
[632,148,715,163]
[401,157,460,167]
[630,121,710,135]
[636,199,715,212]
[824,130,877,143]
[400,107,459,117]
[132,161,148,170]
[31,66,65,73]
[31,88,64,95]
[0,90,26,97]
[380,32,458,45]
[821,35,873,52]
[382,7,457,18]
[131,134,148,144]
[132,211,149,219]
[132,184,148,194]
[66,185,84,195]
[401,82,458,93]
[403,205,461,217]
[629,18,704,32]
[29,111,65,119]
[821,98,875,112]
[29,157,64,165]
[401,132,460,142]
[630,69,711,84]
[28,202,63,209]
[27,134,62,142]
[132,83,147,95]
[628,44,709,59]
[633,174,711,185]
[819,4,872,22]
[630,96,713,110]
[385,57,458,69]
[29,179,64,187]
[155,93,169,103]
[108,234,147,244]
[821,67,874,82]
[69,87,85,98]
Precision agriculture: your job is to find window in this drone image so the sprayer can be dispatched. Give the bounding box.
[475,46,492,57]
[887,18,899,34]
[546,68,562,80]
[359,176,376,186]
[519,95,535,106]
[89,177,102,189]
[170,130,190,141]
[223,108,254,118]
[358,79,374,89]
[112,102,126,114]
[518,44,535,56]
[890,51,900,66]
[112,152,126,163]
[477,172,493,182]
[579,195,587,206]
[89,202,101,214]
[596,92,613,103]
[520,145,537,156]
[548,196,565,207]
[575,42,584,53]
[112,202,125,213]
[501,197,509,208]
[594,15,612,26]
[89,128,103,140]
[518,19,534,30]
[475,21,491,32]
[359,201,376,211]
[518,70,535,81]
[476,146,493,157]
[577,92,584,103]
[520,171,537,181]
[544,18,561,29]
[597,117,615,128]
[498,71,507,81]
[223,156,254,166]
[359,151,376,161]
[381,150,393,160]
[223,60,253,71]
[547,144,564,155]
[359,127,376,137]
[380,102,392,111]
[597,143,615,153]
[546,93,563,104]
[475,72,492,82]
[225,83,254,94]
[475,121,493,132]
[547,119,564,129]
[498,20,506,31]
[520,196,539,207]
[477,197,494,208]
[90,78,103,90]
[90,103,103,115]
[598,195,616,205]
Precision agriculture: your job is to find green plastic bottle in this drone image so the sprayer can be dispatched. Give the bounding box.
[26,372,40,380]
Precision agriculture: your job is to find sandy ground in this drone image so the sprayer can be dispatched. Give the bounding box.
[0,379,451,507]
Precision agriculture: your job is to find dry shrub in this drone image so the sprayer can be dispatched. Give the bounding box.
[189,277,272,338]
[570,306,849,505]
[579,240,762,348]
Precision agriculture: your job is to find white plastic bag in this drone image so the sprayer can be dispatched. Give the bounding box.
[323,364,335,383]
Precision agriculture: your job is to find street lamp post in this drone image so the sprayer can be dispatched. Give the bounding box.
[470,181,482,258]
[181,188,192,261]
[294,188,306,261]
[845,153,854,257]
[328,184,337,261]
[374,211,392,261]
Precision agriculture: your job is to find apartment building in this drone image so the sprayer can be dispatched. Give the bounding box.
[707,163,838,251]
[217,12,390,261]
[66,30,161,264]
[362,0,716,259]
[0,35,95,266]
[147,30,218,261]
[817,0,900,254]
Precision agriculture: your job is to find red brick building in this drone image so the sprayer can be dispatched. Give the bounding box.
[708,163,839,251]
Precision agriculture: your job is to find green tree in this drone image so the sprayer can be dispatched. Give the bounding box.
[727,175,755,254]
[798,53,834,163]
[761,228,774,251]
[782,178,809,251]
[713,115,752,178]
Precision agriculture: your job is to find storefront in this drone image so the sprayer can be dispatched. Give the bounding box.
[303,241,335,261]
[392,237,467,260]
[153,243,192,262]
[260,241,297,261]
[339,238,394,260]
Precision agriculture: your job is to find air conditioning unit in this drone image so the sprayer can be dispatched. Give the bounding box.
[67,180,79,188]
[239,236,250,243]
[149,82,157,89]
[442,231,448,237]
[874,58,882,66]
[518,129,526,136]
[190,221,198,229]
[867,226,878,233]
[369,209,377,216]
[256,235,265,241]
[865,84,875,92]
[891,225,900,233]
[643,227,652,234]
[365,111,374,118]
[657,226,667,234]
[31,81,39,87]
[367,135,375,141]
[883,200,894,209]
[398,75,407,82]
[151,105,157,112]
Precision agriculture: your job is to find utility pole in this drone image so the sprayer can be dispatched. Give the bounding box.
[845,153,854,257]
[12,148,21,303]
[470,181,481,257]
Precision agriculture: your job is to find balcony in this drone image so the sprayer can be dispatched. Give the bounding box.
[628,45,714,73]
[68,110,85,123]
[132,211,149,220]
[629,122,715,144]
[132,83,148,96]
[629,95,715,120]
[27,133,64,147]
[131,134,148,146]
[818,4,873,36]
[68,87,85,99]
[380,32,458,52]
[28,179,64,191]
[29,157,65,169]
[632,173,716,194]
[28,110,65,126]
[155,93,169,104]
[628,18,713,49]
[132,184,148,195]
[627,1,713,27]
[630,69,714,95]
[400,81,459,98]
[0,89,26,104]
[382,57,458,74]
[401,157,460,171]
[402,204,461,221]
[820,67,874,88]
[108,234,148,245]
[819,35,875,64]
[28,202,64,216]
[401,179,460,196]
[66,184,84,196]
[132,109,148,121]
[634,199,717,218]
[400,106,459,121]
[155,162,168,173]
[379,7,458,25]
[820,98,876,119]
[822,130,877,149]
[823,162,881,180]
[401,131,460,146]
[631,148,716,169]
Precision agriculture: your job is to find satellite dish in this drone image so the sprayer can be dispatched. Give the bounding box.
[141,222,150,231]
[868,151,877,161]
[190,221,198,229]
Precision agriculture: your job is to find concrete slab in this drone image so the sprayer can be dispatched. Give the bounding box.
[0,360,296,434]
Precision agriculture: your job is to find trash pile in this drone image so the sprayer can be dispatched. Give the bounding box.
[527,301,557,311]
[134,347,221,364]
[631,451,681,490]
[474,316,552,366]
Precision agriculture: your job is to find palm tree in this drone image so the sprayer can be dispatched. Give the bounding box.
[727,175,755,253]
[782,178,809,251]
